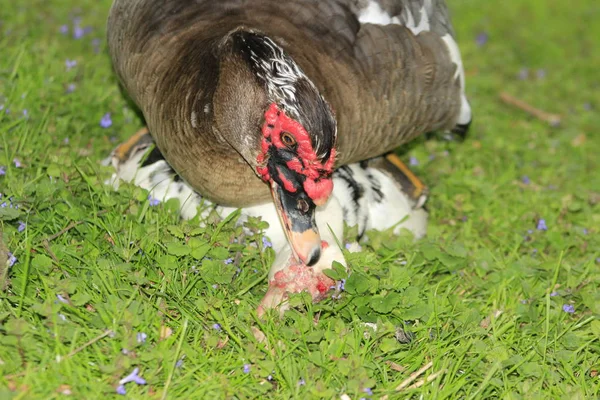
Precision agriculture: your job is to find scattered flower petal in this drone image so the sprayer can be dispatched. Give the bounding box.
[56,294,69,304]
[536,219,548,231]
[66,83,76,94]
[148,194,160,206]
[298,378,306,386]
[13,158,22,168]
[522,176,530,184]
[518,67,529,80]
[100,113,112,128]
[562,304,575,314]
[8,252,17,267]
[65,59,77,71]
[475,32,488,47]
[17,221,26,232]
[136,332,147,344]
[550,291,559,297]
[119,367,146,385]
[224,258,234,265]
[409,156,419,166]
[116,385,126,395]
[0,166,5,176]
[73,26,84,39]
[262,236,272,249]
[176,359,184,368]
[363,388,373,396]
[212,323,221,331]
[60,25,69,35]
[536,69,546,79]
[243,364,251,374]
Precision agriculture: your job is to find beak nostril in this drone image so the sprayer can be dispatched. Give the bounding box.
[305,246,321,267]
[297,199,309,214]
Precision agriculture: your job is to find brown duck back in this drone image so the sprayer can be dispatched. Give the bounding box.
[108,0,462,207]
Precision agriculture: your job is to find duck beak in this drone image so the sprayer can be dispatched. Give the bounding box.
[270,181,322,266]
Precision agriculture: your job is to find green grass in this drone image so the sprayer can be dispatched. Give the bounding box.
[1,0,599,398]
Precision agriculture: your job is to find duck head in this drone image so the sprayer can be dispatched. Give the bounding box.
[215,29,337,266]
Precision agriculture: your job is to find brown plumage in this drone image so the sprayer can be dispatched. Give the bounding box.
[107,0,466,208]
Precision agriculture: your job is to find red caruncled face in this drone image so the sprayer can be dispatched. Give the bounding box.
[256,103,336,205]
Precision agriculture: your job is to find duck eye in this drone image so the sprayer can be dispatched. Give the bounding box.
[280,132,297,148]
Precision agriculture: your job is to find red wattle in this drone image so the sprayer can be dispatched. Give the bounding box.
[304,178,333,205]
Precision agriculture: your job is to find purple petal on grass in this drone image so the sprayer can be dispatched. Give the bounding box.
[409,156,419,166]
[475,32,488,47]
[550,291,559,297]
[224,258,234,265]
[100,113,112,128]
[148,196,160,206]
[13,158,22,168]
[17,221,26,232]
[517,67,529,80]
[22,109,28,118]
[243,364,251,374]
[536,69,546,79]
[562,304,575,314]
[363,388,374,396]
[212,323,221,331]
[536,219,548,231]
[8,252,17,267]
[60,25,69,34]
[65,59,77,71]
[522,176,530,184]
[58,313,67,321]
[298,378,306,386]
[119,367,147,385]
[116,385,126,395]
[66,83,76,94]
[56,294,69,304]
[176,359,184,368]
[73,26,84,39]
[262,236,272,249]
[0,166,5,176]
[136,332,147,344]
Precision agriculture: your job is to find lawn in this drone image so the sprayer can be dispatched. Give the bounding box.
[1,0,599,398]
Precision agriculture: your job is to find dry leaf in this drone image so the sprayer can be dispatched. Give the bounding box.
[56,384,72,395]
[159,325,173,340]
[385,361,407,372]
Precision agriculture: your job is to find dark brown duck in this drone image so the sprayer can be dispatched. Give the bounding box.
[107,0,471,265]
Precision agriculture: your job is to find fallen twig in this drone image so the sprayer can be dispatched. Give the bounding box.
[395,361,433,391]
[500,92,561,126]
[42,210,108,243]
[60,329,114,361]
[406,368,448,390]
[4,330,113,379]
